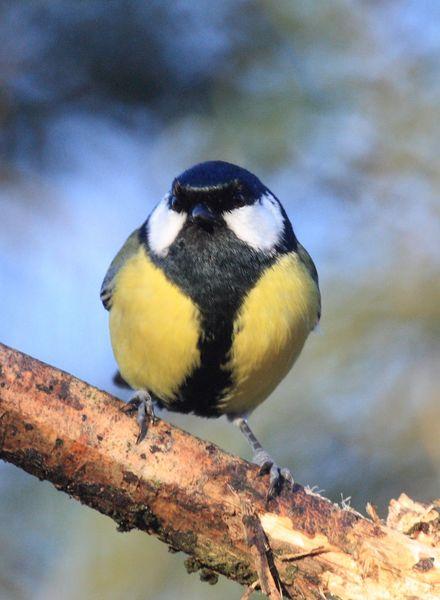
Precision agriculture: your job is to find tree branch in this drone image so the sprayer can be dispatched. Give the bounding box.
[0,342,439,599]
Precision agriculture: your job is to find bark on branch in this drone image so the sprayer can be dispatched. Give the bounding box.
[0,342,439,599]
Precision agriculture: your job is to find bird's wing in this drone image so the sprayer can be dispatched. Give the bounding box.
[100,228,141,310]
[297,242,321,326]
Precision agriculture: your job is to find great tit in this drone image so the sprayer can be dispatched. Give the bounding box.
[101,160,321,495]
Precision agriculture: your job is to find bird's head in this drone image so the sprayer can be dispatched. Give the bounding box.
[146,161,296,256]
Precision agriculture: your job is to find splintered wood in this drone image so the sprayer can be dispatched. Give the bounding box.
[0,342,439,599]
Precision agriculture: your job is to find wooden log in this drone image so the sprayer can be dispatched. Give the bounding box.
[0,342,439,599]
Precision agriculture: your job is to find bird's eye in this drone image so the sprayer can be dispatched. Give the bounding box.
[233,192,247,208]
[170,195,184,212]
[230,181,248,208]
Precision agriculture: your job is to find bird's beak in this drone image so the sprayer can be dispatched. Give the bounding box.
[190,203,219,229]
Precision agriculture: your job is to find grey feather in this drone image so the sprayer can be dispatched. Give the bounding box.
[297,242,321,325]
[100,228,141,310]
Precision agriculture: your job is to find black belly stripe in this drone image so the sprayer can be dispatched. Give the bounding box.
[140,223,268,415]
[141,219,297,416]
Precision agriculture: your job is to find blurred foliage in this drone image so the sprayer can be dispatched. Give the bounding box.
[0,1,439,599]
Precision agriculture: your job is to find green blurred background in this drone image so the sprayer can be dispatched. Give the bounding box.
[0,1,439,598]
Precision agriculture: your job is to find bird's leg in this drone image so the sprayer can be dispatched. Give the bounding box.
[121,390,156,444]
[232,416,294,498]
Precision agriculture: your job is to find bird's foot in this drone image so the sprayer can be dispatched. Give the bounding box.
[253,449,294,499]
[121,391,157,444]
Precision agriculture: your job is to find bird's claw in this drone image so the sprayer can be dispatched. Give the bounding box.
[122,392,156,444]
[254,450,294,498]
[120,396,141,416]
[135,399,148,444]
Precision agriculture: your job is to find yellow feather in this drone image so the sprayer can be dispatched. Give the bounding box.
[109,247,201,400]
[220,252,320,415]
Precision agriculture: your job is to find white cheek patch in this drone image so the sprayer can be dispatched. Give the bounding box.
[223,192,284,252]
[147,195,187,256]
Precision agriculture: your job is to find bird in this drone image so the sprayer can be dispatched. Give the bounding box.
[101,160,321,496]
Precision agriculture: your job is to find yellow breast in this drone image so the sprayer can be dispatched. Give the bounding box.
[220,252,320,415]
[109,247,201,400]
